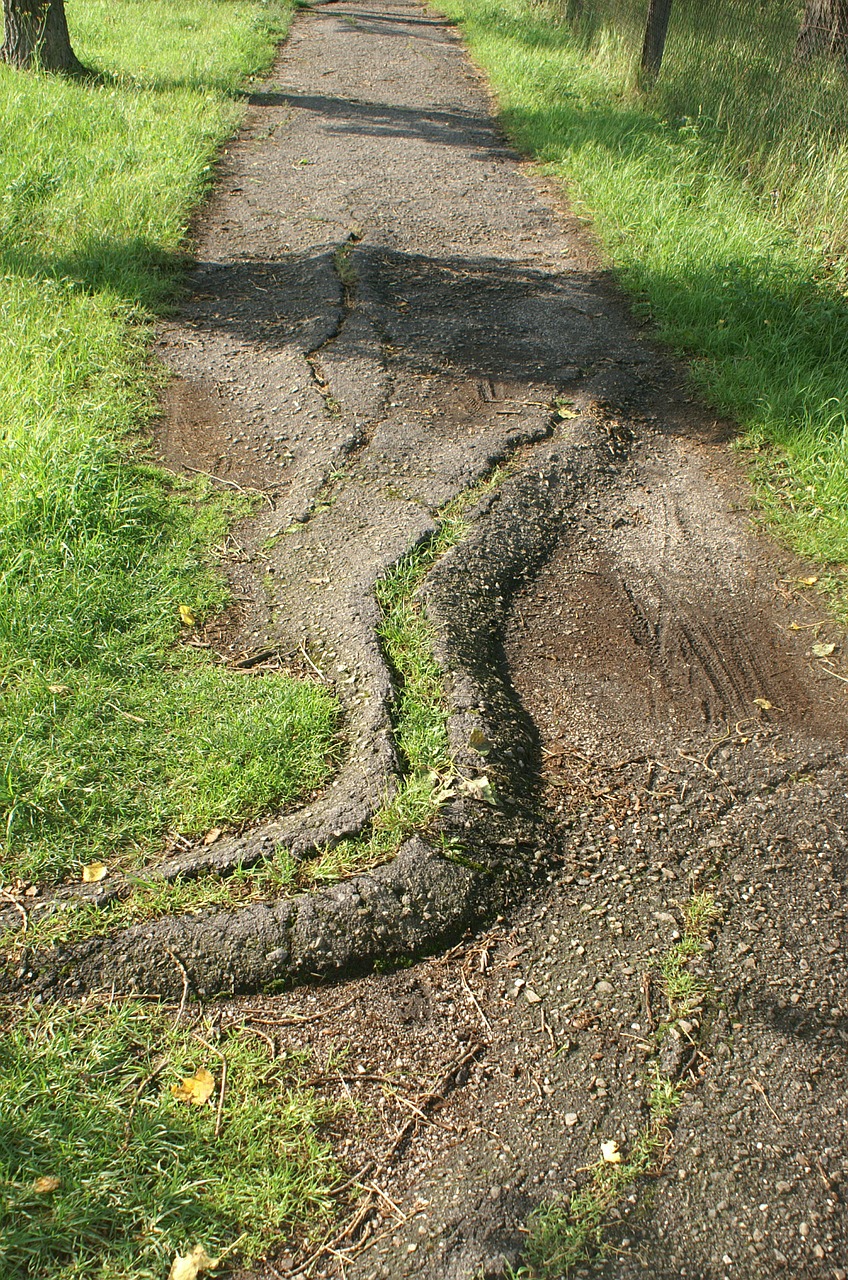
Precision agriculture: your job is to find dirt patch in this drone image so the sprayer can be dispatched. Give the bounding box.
[512,423,846,754]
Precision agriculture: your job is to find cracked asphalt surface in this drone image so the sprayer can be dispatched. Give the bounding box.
[6,0,848,1275]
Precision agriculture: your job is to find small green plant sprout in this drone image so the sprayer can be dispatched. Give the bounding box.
[333,238,359,289]
[523,1086,679,1277]
[660,891,722,1018]
[553,396,580,419]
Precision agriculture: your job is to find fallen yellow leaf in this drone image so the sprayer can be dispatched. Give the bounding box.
[601,1139,622,1164]
[753,697,773,711]
[811,642,836,658]
[179,604,197,627]
[799,576,818,586]
[203,827,222,847]
[32,1176,60,1194]
[171,1067,215,1106]
[168,1245,220,1280]
[81,862,108,883]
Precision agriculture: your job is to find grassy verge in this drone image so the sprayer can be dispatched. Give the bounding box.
[515,893,721,1276]
[0,998,341,1280]
[0,0,341,888]
[436,0,848,616]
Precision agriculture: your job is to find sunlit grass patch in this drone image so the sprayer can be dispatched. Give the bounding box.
[2,465,514,953]
[0,998,341,1280]
[2,653,340,885]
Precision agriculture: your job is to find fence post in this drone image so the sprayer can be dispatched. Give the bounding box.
[641,0,673,76]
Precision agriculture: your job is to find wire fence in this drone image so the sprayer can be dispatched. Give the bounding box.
[557,0,848,252]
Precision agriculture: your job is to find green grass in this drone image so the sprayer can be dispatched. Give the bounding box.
[4,465,514,955]
[436,0,848,614]
[0,0,342,887]
[0,998,341,1280]
[513,893,722,1276]
[660,891,722,1017]
[517,1070,681,1278]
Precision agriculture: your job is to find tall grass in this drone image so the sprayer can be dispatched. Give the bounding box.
[553,0,848,258]
[438,0,848,611]
[0,0,340,886]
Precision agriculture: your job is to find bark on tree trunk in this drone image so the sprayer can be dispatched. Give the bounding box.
[1,0,85,74]
[796,0,848,61]
[640,0,674,77]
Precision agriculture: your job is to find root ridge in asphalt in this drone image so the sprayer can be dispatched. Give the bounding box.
[5,2,847,1276]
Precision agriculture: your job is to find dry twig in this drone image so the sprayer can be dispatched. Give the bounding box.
[540,1005,556,1051]
[165,949,191,1024]
[124,1054,168,1143]
[0,890,27,933]
[460,968,491,1033]
[192,1033,228,1138]
[299,640,326,682]
[243,994,359,1026]
[747,1076,780,1122]
[287,1044,483,1277]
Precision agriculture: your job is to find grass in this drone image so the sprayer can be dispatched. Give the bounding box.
[660,890,722,1018]
[436,0,848,617]
[517,1069,681,1278]
[0,0,342,888]
[4,464,514,956]
[514,892,721,1276]
[0,998,342,1280]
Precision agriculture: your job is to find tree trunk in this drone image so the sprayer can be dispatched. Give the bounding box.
[640,0,674,77]
[796,0,848,61]
[1,0,85,74]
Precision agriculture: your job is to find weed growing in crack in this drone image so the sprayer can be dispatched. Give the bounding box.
[660,891,722,1019]
[516,1081,679,1278]
[333,239,359,291]
[512,892,720,1277]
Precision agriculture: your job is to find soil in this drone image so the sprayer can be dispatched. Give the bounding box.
[5,0,848,1276]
